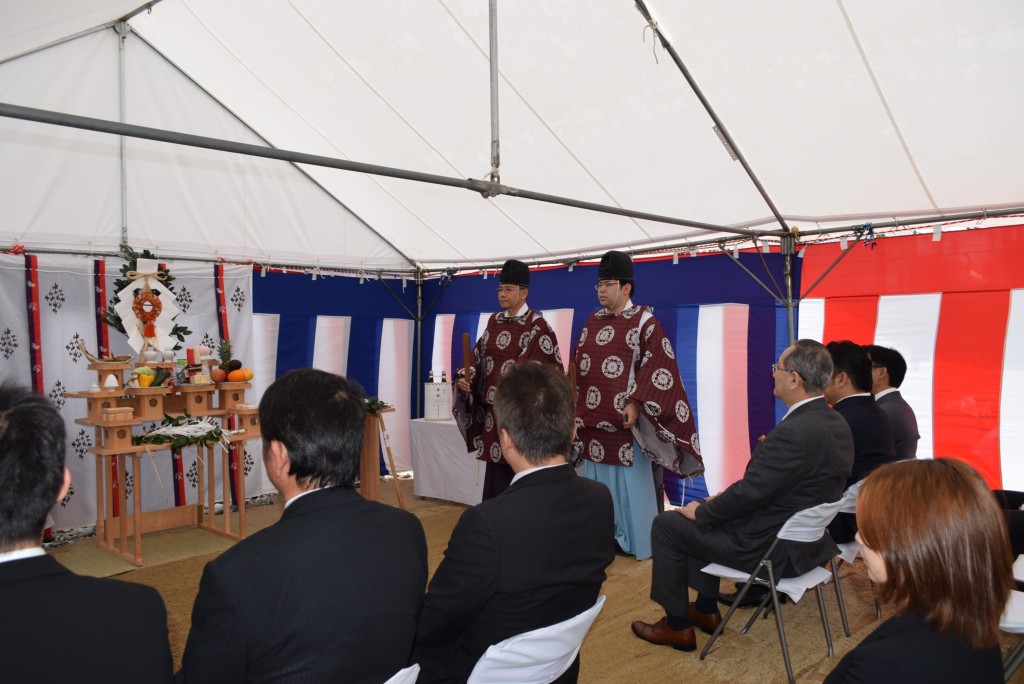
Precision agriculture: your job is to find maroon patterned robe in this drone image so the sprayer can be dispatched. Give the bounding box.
[572,304,703,477]
[454,309,563,463]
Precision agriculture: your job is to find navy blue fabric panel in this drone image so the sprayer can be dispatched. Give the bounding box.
[674,306,709,503]
[774,303,791,425]
[346,317,382,397]
[423,254,785,316]
[568,308,596,362]
[747,304,778,450]
[450,314,480,382]
[253,270,415,318]
[345,317,386,475]
[274,314,317,378]
[415,316,432,416]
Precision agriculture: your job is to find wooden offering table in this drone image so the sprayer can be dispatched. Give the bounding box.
[67,366,261,567]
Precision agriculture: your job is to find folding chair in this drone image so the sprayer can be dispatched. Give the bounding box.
[467,595,606,684]
[1002,565,1024,681]
[833,480,882,628]
[699,499,844,684]
[382,664,420,684]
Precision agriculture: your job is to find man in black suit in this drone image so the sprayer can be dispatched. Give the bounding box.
[178,369,427,684]
[824,341,897,543]
[0,383,173,683]
[414,363,615,683]
[631,339,854,652]
[865,344,920,460]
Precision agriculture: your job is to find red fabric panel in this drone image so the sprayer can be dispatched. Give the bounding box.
[821,296,879,347]
[802,225,1024,298]
[933,291,1008,488]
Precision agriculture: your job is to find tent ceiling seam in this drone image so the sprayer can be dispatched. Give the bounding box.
[292,0,552,260]
[435,0,653,240]
[161,2,426,267]
[836,0,938,212]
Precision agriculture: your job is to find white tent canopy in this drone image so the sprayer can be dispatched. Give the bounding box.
[2,0,1023,271]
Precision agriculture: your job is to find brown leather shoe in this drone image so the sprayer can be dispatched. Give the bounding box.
[630,617,696,652]
[689,603,723,635]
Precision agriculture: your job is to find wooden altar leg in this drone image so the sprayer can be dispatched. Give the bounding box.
[131,454,143,565]
[236,447,246,538]
[221,446,231,536]
[376,414,405,510]
[117,455,127,556]
[207,445,216,527]
[360,415,381,502]
[95,453,104,544]
[196,446,205,526]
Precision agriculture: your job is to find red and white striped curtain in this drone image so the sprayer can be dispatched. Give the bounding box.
[798,225,1024,489]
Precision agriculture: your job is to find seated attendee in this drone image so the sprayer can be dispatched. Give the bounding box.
[0,383,173,683]
[414,363,615,684]
[633,339,853,650]
[864,344,920,460]
[825,458,1011,683]
[824,340,896,543]
[178,369,428,684]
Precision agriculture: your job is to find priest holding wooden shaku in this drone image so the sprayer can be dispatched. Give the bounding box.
[453,259,564,500]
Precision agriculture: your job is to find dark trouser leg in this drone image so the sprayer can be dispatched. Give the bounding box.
[650,511,720,618]
[653,464,665,514]
[481,460,515,501]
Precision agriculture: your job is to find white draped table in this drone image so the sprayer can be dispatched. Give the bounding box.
[409,418,483,506]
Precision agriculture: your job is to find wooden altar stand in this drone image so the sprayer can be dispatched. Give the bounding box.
[360,407,406,509]
[67,368,260,567]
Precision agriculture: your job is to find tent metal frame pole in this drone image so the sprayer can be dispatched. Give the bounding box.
[0,102,761,238]
[117,22,129,251]
[633,1,789,233]
[488,0,500,182]
[415,272,424,418]
[782,234,796,344]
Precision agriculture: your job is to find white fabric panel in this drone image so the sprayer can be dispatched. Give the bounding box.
[797,298,826,343]
[1001,290,1024,490]
[695,306,727,495]
[874,293,942,459]
[252,313,280,403]
[0,31,121,251]
[122,34,408,269]
[0,255,30,386]
[539,308,574,372]
[219,263,269,498]
[35,256,99,530]
[377,319,414,473]
[312,316,351,376]
[431,314,455,384]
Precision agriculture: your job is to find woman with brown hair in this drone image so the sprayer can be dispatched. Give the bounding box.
[825,458,1013,683]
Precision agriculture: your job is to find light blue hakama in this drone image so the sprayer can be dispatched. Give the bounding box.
[582,443,657,560]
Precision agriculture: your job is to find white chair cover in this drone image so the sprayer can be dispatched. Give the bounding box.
[382,664,420,684]
[836,540,862,565]
[1002,590,1024,634]
[1014,554,1024,583]
[702,499,843,602]
[838,479,864,515]
[467,595,606,684]
[776,499,844,543]
[702,562,832,603]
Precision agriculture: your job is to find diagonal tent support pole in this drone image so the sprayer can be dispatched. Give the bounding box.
[633,1,789,235]
[488,0,500,183]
